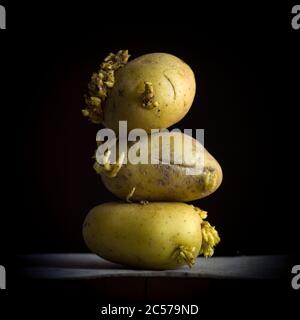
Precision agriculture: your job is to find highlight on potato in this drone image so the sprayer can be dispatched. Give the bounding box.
[83,202,220,270]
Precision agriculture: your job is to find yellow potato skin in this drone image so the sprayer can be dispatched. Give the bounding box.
[101,152,222,202]
[103,53,196,132]
[83,202,203,270]
[98,133,223,202]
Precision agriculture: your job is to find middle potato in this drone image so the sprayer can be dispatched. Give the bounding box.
[94,132,223,202]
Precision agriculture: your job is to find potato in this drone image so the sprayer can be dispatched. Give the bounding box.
[83,202,220,270]
[83,51,196,132]
[95,132,223,202]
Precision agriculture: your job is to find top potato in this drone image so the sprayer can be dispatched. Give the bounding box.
[83,51,196,132]
[104,53,196,132]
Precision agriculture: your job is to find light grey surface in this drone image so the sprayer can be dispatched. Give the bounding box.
[17,254,289,280]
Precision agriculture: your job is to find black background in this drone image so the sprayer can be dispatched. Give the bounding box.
[0,2,299,314]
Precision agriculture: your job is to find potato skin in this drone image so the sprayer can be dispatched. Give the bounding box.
[98,133,223,202]
[83,202,202,270]
[103,53,196,132]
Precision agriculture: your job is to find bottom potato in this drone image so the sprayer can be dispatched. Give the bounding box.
[83,202,220,270]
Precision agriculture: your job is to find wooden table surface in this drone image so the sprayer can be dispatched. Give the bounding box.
[16,254,290,280]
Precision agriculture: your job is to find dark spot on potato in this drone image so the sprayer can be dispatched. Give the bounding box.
[118,88,124,96]
[157,179,166,186]
[158,165,171,181]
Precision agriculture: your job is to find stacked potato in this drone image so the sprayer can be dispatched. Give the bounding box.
[82,51,222,270]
